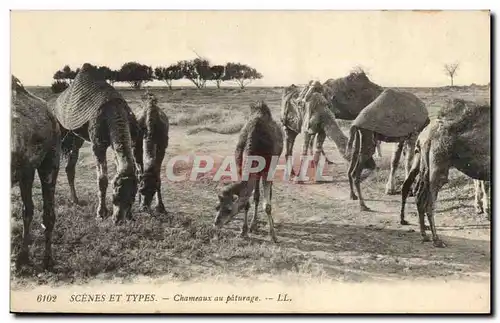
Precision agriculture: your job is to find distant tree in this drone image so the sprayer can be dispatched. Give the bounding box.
[444,62,460,86]
[97,66,119,84]
[178,58,212,89]
[51,80,69,94]
[118,62,153,89]
[210,65,225,89]
[154,64,183,90]
[53,65,78,84]
[224,62,263,89]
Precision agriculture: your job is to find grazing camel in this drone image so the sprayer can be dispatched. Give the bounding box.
[11,75,61,269]
[401,99,490,247]
[347,89,429,211]
[49,63,142,223]
[214,101,283,243]
[136,91,169,214]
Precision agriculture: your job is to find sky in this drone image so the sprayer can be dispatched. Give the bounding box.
[10,10,490,87]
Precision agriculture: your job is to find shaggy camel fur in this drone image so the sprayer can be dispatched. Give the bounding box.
[51,64,143,223]
[214,101,283,242]
[11,75,61,269]
[474,180,490,217]
[400,99,490,247]
[347,89,429,211]
[136,91,169,214]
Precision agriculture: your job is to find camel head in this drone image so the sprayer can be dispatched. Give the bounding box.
[213,182,245,228]
[111,172,138,221]
[141,90,158,107]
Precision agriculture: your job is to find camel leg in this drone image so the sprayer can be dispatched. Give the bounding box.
[400,153,420,225]
[262,179,278,243]
[37,151,60,269]
[426,153,450,248]
[376,141,382,157]
[296,132,313,181]
[385,141,404,195]
[93,145,109,219]
[348,130,361,201]
[283,128,298,176]
[404,136,417,196]
[64,135,84,205]
[154,147,167,214]
[249,178,261,233]
[17,169,35,269]
[353,130,375,211]
[241,201,250,238]
[482,181,490,221]
[474,180,484,214]
[417,195,431,242]
[313,129,334,166]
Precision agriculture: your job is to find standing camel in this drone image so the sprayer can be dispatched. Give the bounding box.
[347,89,429,211]
[136,91,169,214]
[281,71,414,194]
[11,75,61,269]
[400,99,490,247]
[214,101,283,243]
[49,63,142,223]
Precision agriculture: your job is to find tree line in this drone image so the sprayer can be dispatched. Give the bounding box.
[51,59,263,93]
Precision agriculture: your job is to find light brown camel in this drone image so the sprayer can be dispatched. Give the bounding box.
[280,83,335,172]
[400,120,491,226]
[11,75,61,269]
[281,72,415,193]
[49,63,143,224]
[214,101,283,243]
[400,98,490,247]
[136,91,169,214]
[347,89,429,211]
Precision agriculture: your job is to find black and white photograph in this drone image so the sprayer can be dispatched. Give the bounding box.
[9,9,491,313]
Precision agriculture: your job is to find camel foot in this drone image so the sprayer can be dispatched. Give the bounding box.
[97,206,109,219]
[249,222,259,233]
[476,208,484,215]
[350,194,358,201]
[433,239,446,248]
[240,228,249,238]
[16,251,30,270]
[421,235,431,243]
[43,256,54,271]
[360,205,371,212]
[155,204,167,214]
[385,188,398,195]
[270,233,279,243]
[400,220,410,225]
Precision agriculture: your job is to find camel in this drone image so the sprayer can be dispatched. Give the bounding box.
[347,89,429,211]
[280,83,335,171]
[49,63,143,224]
[281,72,414,193]
[214,101,283,243]
[400,98,490,247]
[11,75,61,269]
[136,91,169,214]
[400,121,491,226]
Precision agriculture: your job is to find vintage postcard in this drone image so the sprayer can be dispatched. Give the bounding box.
[9,10,491,314]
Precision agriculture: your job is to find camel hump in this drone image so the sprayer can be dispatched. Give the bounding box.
[352,89,429,138]
[51,63,125,130]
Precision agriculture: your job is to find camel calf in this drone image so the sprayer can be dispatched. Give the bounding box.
[136,91,169,214]
[214,101,283,242]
